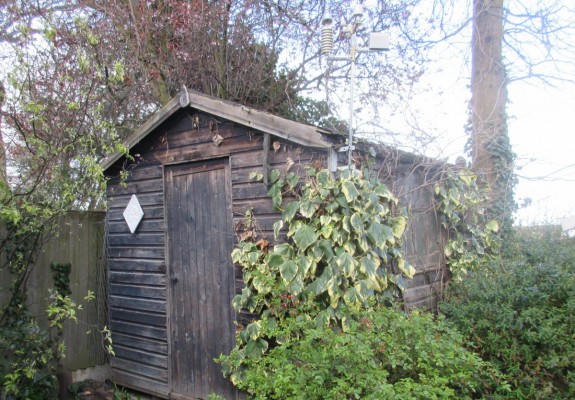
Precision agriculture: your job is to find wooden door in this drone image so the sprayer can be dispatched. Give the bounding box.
[165,159,236,400]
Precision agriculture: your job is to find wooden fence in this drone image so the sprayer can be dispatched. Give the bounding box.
[0,211,107,371]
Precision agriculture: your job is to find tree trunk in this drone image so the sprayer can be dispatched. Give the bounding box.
[0,80,7,185]
[470,0,514,231]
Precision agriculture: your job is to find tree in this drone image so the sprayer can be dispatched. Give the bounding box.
[469,0,515,236]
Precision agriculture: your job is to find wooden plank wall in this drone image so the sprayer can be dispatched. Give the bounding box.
[105,110,327,397]
[1,212,107,371]
[105,109,447,397]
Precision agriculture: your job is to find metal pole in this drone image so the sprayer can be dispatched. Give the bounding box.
[348,26,357,167]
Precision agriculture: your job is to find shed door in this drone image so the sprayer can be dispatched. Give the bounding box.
[165,159,236,399]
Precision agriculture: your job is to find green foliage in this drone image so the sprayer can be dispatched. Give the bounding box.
[0,315,58,400]
[222,167,416,387]
[0,260,84,399]
[233,167,411,321]
[220,306,506,399]
[484,120,517,241]
[441,227,575,398]
[434,166,500,277]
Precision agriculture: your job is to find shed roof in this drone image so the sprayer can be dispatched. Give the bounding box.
[102,87,341,171]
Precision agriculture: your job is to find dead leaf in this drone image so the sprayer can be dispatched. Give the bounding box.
[256,239,269,250]
[272,141,281,152]
[286,157,294,171]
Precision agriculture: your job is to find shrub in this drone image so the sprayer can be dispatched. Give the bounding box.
[219,306,506,399]
[441,227,575,398]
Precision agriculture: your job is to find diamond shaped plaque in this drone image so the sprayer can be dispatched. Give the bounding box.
[123,194,144,233]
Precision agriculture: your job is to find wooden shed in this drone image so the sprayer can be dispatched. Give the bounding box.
[102,88,446,399]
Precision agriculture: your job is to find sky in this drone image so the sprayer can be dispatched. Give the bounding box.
[357,2,575,228]
[383,53,575,227]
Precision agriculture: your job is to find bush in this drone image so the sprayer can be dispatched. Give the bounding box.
[219,306,505,399]
[441,227,575,398]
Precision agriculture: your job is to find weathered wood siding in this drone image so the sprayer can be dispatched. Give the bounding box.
[105,108,445,398]
[105,109,327,398]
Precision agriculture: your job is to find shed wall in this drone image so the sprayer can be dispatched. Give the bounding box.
[105,109,327,397]
[105,108,446,398]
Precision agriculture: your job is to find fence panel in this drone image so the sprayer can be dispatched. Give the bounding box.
[1,211,107,371]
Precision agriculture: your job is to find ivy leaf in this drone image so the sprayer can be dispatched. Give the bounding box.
[343,286,363,308]
[315,310,330,327]
[266,253,284,269]
[252,273,272,294]
[342,181,359,202]
[336,252,357,278]
[327,277,342,309]
[269,169,281,184]
[350,213,364,233]
[391,217,406,238]
[245,338,268,359]
[397,258,416,278]
[359,256,377,278]
[273,243,294,257]
[286,172,299,189]
[283,201,300,222]
[318,239,335,260]
[486,220,499,232]
[320,224,333,239]
[375,183,393,200]
[299,200,317,218]
[279,260,298,283]
[296,255,313,277]
[306,273,328,295]
[267,183,282,209]
[246,321,262,341]
[273,219,284,239]
[293,224,318,251]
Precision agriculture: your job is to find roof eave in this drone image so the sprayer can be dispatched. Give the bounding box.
[102,89,337,172]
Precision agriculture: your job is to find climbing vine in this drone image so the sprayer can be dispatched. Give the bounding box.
[219,167,413,384]
[434,166,500,278]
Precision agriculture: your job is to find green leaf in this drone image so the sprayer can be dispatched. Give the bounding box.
[342,181,359,202]
[246,321,262,341]
[350,213,364,233]
[267,253,284,269]
[327,277,342,309]
[283,201,300,222]
[245,338,268,358]
[293,224,318,251]
[315,310,330,327]
[273,219,284,239]
[343,286,363,307]
[320,224,333,239]
[267,183,282,209]
[335,252,357,278]
[252,274,272,294]
[273,243,294,257]
[397,258,416,278]
[318,240,335,260]
[391,216,406,238]
[359,256,377,278]
[269,169,281,183]
[299,200,317,218]
[279,260,298,283]
[486,219,499,232]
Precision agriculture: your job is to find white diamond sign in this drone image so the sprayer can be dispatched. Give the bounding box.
[123,194,144,233]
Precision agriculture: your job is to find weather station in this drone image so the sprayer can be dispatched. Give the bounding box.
[320,1,390,167]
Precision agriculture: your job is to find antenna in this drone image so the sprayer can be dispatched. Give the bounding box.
[319,4,390,167]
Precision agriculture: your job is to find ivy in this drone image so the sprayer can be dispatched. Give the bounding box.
[434,166,500,278]
[221,167,413,385]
